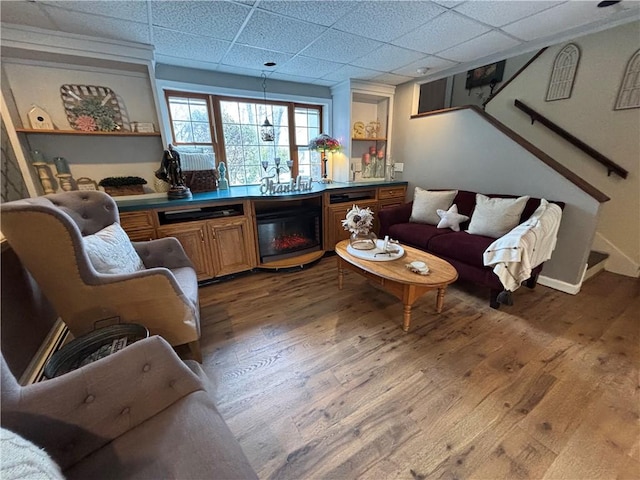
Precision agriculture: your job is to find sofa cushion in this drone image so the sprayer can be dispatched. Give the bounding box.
[428,231,495,269]
[388,223,449,250]
[467,194,530,238]
[436,204,470,232]
[409,188,457,225]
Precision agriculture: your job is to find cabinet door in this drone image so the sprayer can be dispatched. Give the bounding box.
[326,199,379,250]
[207,217,255,277]
[120,211,157,242]
[157,222,213,281]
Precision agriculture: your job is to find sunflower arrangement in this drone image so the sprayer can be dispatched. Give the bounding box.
[341,204,374,234]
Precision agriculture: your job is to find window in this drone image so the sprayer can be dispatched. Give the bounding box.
[546,44,580,102]
[615,49,640,110]
[165,92,322,186]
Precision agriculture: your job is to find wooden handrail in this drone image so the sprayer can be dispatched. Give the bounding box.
[514,99,628,179]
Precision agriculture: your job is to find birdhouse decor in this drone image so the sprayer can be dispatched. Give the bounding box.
[27,105,54,130]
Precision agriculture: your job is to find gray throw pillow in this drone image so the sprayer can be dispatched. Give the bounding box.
[409,188,458,225]
[467,194,530,238]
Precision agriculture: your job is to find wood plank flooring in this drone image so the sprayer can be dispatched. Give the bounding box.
[196,257,639,480]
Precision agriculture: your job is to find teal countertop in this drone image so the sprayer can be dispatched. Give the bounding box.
[115,180,408,212]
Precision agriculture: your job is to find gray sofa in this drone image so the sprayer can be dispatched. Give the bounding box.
[1,336,257,479]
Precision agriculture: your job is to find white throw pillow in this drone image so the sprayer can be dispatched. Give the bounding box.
[467,194,530,238]
[409,188,458,225]
[83,223,146,274]
[1,428,64,480]
[436,204,470,232]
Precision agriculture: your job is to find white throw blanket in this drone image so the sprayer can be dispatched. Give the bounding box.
[483,199,563,292]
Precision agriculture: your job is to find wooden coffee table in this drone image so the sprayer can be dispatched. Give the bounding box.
[335,240,458,332]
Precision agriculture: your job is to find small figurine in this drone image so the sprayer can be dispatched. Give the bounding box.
[155,144,191,199]
[218,161,229,190]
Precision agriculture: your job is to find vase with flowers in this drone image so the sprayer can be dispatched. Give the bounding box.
[342,204,377,250]
[309,133,341,183]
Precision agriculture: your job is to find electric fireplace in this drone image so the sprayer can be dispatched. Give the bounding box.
[256,206,321,263]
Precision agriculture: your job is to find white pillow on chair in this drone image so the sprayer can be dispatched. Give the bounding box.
[83,223,146,274]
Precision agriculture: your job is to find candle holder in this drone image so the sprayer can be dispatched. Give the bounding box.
[261,157,293,184]
[56,173,75,192]
[32,162,56,194]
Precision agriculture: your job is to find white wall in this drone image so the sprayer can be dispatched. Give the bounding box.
[392,88,600,290]
[486,21,640,277]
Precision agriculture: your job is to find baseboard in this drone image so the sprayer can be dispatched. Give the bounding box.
[538,274,582,295]
[592,232,640,278]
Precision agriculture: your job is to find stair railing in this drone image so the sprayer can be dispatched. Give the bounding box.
[514,99,628,179]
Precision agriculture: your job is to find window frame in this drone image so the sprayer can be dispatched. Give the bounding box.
[164,91,323,185]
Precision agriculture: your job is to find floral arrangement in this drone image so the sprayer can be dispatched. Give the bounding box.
[308,133,341,152]
[342,204,374,234]
[71,98,120,132]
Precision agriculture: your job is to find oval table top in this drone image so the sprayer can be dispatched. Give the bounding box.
[335,239,458,287]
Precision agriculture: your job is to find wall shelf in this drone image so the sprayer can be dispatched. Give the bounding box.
[15,128,160,137]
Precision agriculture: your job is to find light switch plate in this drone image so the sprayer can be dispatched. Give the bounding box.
[394,162,404,172]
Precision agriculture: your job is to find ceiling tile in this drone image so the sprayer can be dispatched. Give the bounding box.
[0,2,58,30]
[332,1,446,43]
[352,44,425,71]
[221,44,293,71]
[302,29,383,64]
[437,30,522,63]
[502,1,633,41]
[151,1,250,41]
[275,55,344,78]
[215,63,266,78]
[454,1,561,28]
[392,11,490,54]
[44,7,151,44]
[321,64,382,83]
[256,1,354,27]
[432,1,465,8]
[235,10,326,54]
[153,27,230,64]
[370,71,415,86]
[392,56,459,77]
[41,1,149,23]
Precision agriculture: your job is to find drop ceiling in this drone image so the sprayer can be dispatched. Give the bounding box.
[1,0,639,87]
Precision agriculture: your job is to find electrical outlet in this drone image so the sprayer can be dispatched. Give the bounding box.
[394,162,404,172]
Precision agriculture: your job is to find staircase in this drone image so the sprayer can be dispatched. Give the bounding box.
[583,250,609,282]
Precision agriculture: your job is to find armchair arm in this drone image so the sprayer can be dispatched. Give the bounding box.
[1,336,202,470]
[133,237,194,269]
[378,202,413,237]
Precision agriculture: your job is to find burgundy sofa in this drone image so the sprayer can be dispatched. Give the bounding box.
[378,190,562,308]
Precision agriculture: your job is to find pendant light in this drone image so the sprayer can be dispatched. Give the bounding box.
[260,73,274,142]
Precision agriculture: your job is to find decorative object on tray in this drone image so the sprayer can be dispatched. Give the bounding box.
[342,204,377,250]
[60,84,129,132]
[27,105,54,130]
[76,177,99,191]
[99,176,147,196]
[352,121,366,138]
[346,238,404,261]
[309,133,341,183]
[406,260,430,275]
[154,144,191,200]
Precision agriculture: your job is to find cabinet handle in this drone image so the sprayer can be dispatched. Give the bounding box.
[200,230,205,242]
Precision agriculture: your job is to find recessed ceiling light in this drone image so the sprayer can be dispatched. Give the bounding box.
[416,67,429,75]
[264,62,277,67]
[597,1,621,7]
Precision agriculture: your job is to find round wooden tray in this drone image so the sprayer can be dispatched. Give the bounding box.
[346,239,405,262]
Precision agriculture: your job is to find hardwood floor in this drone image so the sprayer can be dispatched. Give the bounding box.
[197,257,639,480]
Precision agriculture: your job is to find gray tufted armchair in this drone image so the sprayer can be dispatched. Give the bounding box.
[0,191,201,361]
[1,335,258,479]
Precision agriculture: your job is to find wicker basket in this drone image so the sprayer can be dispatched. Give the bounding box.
[44,323,149,378]
[103,185,145,196]
[184,170,217,193]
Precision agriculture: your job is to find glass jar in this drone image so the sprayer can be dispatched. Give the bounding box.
[350,231,378,250]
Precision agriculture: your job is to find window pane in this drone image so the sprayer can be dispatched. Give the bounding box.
[192,122,211,143]
[168,96,213,152]
[173,121,193,143]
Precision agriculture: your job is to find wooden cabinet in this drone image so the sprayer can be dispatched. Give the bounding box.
[325,198,379,250]
[157,222,213,281]
[378,185,407,210]
[120,211,157,242]
[206,217,256,277]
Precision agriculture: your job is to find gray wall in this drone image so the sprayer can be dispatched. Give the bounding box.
[393,84,601,289]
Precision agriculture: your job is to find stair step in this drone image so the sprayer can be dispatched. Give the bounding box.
[587,250,609,269]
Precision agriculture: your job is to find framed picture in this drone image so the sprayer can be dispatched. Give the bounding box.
[76,177,98,191]
[466,60,506,90]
